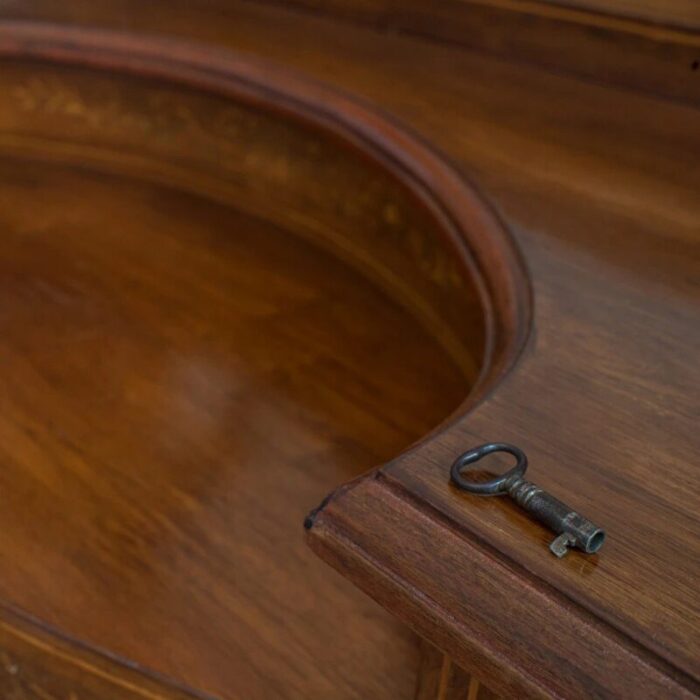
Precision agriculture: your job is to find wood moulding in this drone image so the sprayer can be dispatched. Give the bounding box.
[0,20,529,699]
[1,15,697,700]
[307,472,698,699]
[0,21,530,389]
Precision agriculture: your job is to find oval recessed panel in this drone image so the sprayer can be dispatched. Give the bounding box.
[0,24,529,700]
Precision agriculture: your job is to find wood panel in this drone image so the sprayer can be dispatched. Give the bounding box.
[0,154,473,699]
[0,43,513,385]
[299,0,700,674]
[310,474,698,699]
[544,0,700,28]
[2,0,699,104]
[0,5,695,700]
[0,20,527,699]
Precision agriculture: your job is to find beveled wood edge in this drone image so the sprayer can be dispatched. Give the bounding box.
[306,472,700,699]
[0,602,213,699]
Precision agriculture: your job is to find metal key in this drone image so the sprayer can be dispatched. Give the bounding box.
[450,443,605,558]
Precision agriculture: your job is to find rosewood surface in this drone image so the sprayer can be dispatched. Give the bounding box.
[0,150,467,697]
[0,3,697,700]
[5,0,700,105]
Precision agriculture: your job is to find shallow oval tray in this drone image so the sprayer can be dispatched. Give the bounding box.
[0,23,528,700]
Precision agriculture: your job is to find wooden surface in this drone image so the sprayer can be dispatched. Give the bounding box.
[543,0,700,28]
[0,20,526,699]
[0,152,471,699]
[273,0,700,695]
[4,0,700,105]
[0,4,696,700]
[0,603,207,700]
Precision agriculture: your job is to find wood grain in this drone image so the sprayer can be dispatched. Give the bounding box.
[0,39,526,386]
[414,639,496,700]
[0,20,528,699]
[542,0,700,28]
[0,603,207,700]
[3,0,700,104]
[0,5,695,700]
[310,474,698,699]
[280,0,700,691]
[0,154,472,699]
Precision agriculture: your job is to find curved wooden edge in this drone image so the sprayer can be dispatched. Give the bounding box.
[0,18,532,693]
[0,20,534,489]
[0,20,532,404]
[0,603,212,699]
[306,472,699,700]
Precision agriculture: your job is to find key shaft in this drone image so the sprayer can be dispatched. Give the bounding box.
[450,443,605,558]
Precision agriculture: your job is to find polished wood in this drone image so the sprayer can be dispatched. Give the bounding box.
[4,0,700,105]
[311,473,699,699]
[0,70,484,696]
[282,0,700,695]
[0,603,203,699]
[544,0,700,27]
[0,4,697,700]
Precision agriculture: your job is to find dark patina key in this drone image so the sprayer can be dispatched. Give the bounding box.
[450,443,605,558]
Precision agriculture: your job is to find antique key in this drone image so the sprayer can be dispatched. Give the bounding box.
[450,443,605,557]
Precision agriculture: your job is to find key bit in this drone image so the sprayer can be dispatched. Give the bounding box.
[449,443,605,558]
